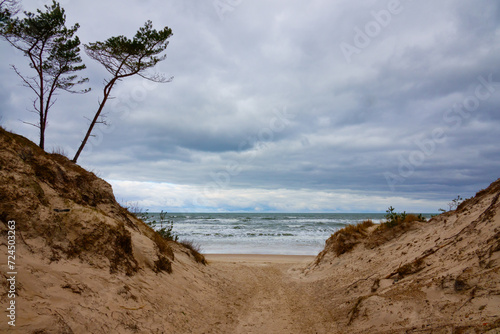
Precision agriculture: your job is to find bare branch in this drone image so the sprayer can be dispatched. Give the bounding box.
[84,114,109,126]
[21,120,40,129]
[10,65,39,95]
[137,72,174,83]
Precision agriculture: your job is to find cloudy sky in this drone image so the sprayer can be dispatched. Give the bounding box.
[1,0,499,213]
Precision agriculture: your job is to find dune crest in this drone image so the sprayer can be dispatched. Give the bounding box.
[305,178,500,333]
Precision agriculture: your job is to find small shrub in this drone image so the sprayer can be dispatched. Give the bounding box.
[382,207,426,229]
[125,206,179,241]
[384,206,404,228]
[157,220,178,242]
[417,213,427,222]
[144,210,179,242]
[439,195,464,212]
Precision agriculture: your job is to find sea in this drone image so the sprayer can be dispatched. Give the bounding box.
[145,213,434,255]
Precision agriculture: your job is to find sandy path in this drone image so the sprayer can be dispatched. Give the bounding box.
[233,264,300,333]
[206,255,333,334]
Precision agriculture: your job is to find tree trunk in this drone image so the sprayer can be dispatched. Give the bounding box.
[72,79,116,163]
[39,125,45,149]
[38,75,45,150]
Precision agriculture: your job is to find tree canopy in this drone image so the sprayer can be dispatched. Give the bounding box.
[85,20,172,82]
[3,0,88,149]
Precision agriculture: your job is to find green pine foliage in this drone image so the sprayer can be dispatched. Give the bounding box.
[145,210,179,242]
[384,206,426,228]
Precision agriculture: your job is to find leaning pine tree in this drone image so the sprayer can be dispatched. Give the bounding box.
[3,1,89,149]
[72,20,173,163]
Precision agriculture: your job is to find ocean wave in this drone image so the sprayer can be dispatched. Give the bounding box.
[163,212,388,254]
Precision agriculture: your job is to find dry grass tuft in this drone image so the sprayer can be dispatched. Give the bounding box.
[314,210,429,267]
[365,210,427,249]
[329,220,375,256]
[180,240,207,265]
[395,258,425,278]
[63,223,138,276]
[154,255,173,274]
[151,232,175,259]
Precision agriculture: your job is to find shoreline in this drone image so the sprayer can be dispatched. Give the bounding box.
[205,253,316,263]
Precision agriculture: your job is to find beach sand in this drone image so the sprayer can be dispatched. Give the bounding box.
[4,244,332,333]
[7,240,500,333]
[203,253,332,334]
[206,253,315,264]
[1,129,499,333]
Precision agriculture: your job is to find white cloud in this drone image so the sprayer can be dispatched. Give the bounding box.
[109,180,442,213]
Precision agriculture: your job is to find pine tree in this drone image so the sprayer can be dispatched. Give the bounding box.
[3,1,89,149]
[72,20,172,162]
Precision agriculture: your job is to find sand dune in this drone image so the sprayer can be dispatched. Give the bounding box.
[1,128,499,333]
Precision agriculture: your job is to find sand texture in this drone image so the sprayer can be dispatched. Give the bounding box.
[1,128,500,333]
